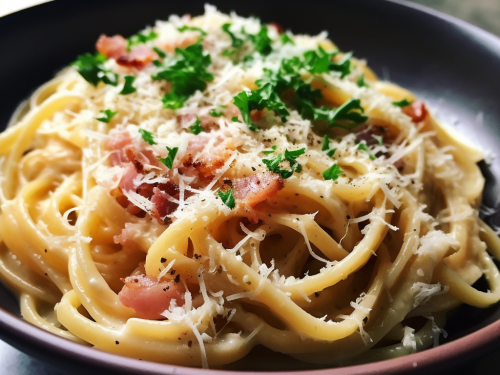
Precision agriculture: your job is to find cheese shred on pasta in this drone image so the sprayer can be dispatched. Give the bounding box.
[1,5,500,368]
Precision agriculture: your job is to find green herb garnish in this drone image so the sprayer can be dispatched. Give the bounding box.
[138,128,157,145]
[357,142,376,160]
[71,53,118,87]
[222,23,244,47]
[177,25,207,36]
[218,189,235,209]
[392,99,413,107]
[321,135,336,157]
[247,25,272,56]
[323,164,343,181]
[357,74,369,88]
[372,134,384,145]
[281,33,294,45]
[189,117,204,135]
[152,41,214,109]
[209,108,223,117]
[128,30,158,49]
[262,148,305,179]
[95,109,117,123]
[262,145,277,156]
[153,47,166,58]
[119,75,137,95]
[159,146,178,169]
[231,116,241,123]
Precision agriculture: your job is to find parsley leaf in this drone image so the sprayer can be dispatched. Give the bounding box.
[153,41,214,109]
[177,25,207,36]
[318,98,368,129]
[231,116,241,123]
[233,83,289,132]
[95,109,117,123]
[128,30,158,49]
[357,142,376,160]
[321,135,330,151]
[159,146,178,169]
[281,33,294,45]
[393,99,413,107]
[218,189,235,209]
[222,23,244,48]
[119,75,137,95]
[247,25,273,56]
[262,148,304,179]
[262,145,277,155]
[323,164,343,181]
[209,108,223,117]
[138,128,156,145]
[326,148,337,158]
[189,117,204,135]
[303,47,352,77]
[71,53,118,87]
[153,47,166,58]
[357,74,369,88]
[372,134,384,145]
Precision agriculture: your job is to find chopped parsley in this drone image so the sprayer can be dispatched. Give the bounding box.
[262,148,305,179]
[303,47,352,77]
[152,41,214,109]
[247,25,272,56]
[321,135,336,157]
[119,76,137,95]
[71,53,118,87]
[128,30,158,48]
[372,134,384,145]
[231,116,241,123]
[177,25,207,36]
[281,33,294,45]
[233,84,289,131]
[153,47,166,58]
[209,108,223,117]
[189,117,204,135]
[323,164,343,181]
[357,74,369,88]
[393,99,413,107]
[320,99,368,129]
[138,128,156,145]
[159,146,178,169]
[357,142,376,160]
[95,109,117,123]
[262,145,277,155]
[218,189,235,209]
[222,23,244,48]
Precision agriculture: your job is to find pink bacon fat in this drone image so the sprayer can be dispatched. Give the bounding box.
[96,34,156,69]
[233,172,284,207]
[118,274,185,320]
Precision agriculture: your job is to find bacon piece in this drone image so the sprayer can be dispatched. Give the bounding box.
[96,34,127,60]
[119,164,139,192]
[151,186,179,223]
[182,139,236,181]
[403,100,428,123]
[117,45,156,69]
[233,172,284,207]
[118,274,185,320]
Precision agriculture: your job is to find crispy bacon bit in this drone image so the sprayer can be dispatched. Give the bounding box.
[151,187,178,223]
[96,34,127,60]
[182,139,236,181]
[268,22,285,34]
[116,45,156,69]
[403,101,428,123]
[96,34,156,69]
[233,172,284,207]
[118,274,185,320]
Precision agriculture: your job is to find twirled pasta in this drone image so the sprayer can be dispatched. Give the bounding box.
[0,5,499,369]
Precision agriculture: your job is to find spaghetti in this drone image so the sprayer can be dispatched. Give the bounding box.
[0,5,499,368]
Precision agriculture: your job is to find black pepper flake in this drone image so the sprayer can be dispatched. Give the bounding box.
[295,193,299,196]
[44,249,47,253]
[45,273,48,276]
[268,214,272,217]
[194,254,201,259]
[346,215,351,220]
[174,274,181,283]
[161,257,167,263]
[115,341,119,345]
[320,195,324,199]
[315,292,319,297]
[170,269,176,275]
[251,167,256,171]
[188,340,193,348]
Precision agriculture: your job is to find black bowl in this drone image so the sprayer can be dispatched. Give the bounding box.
[1,0,500,374]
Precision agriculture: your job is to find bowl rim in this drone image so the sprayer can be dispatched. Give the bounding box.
[1,0,500,373]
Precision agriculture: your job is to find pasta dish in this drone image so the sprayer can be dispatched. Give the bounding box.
[0,5,499,368]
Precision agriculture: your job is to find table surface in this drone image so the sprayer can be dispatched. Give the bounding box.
[1,0,500,373]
